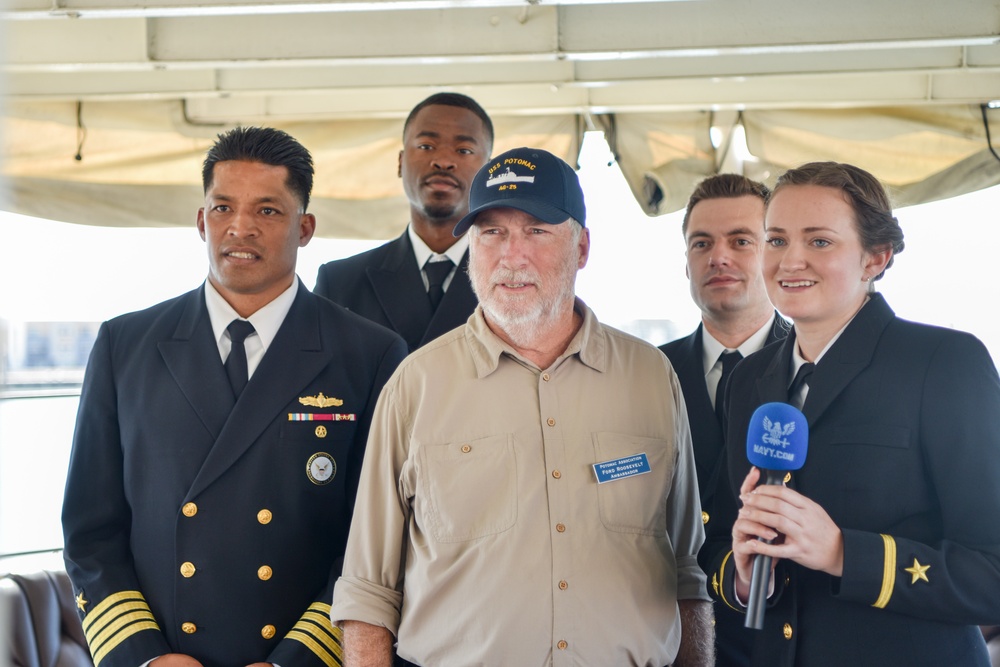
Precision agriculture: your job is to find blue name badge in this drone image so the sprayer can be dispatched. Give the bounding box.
[592,452,651,484]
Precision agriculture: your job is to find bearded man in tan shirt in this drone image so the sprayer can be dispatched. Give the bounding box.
[330,147,714,667]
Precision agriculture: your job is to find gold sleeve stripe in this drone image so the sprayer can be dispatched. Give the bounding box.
[91,620,160,667]
[88,608,158,653]
[308,601,333,616]
[300,611,338,634]
[717,551,744,613]
[287,604,343,661]
[82,591,149,632]
[286,630,343,667]
[84,601,156,643]
[872,533,897,609]
[290,616,343,655]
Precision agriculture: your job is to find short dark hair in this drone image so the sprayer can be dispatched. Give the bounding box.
[682,174,770,235]
[403,93,494,153]
[771,161,905,281]
[202,126,314,211]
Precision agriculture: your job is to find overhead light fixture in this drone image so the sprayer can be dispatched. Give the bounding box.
[986,100,1000,109]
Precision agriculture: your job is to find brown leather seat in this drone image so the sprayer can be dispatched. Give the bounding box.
[1,570,93,667]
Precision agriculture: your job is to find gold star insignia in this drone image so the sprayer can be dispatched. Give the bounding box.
[711,572,719,595]
[76,591,88,612]
[904,558,930,585]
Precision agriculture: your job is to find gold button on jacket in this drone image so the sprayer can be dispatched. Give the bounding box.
[180,562,196,578]
[182,502,198,517]
[258,565,273,581]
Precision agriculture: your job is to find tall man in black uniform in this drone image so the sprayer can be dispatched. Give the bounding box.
[62,127,407,667]
[313,93,493,351]
[659,174,788,667]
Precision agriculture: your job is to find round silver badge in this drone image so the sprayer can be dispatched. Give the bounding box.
[306,452,336,485]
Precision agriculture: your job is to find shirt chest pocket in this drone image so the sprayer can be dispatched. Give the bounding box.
[418,434,517,543]
[593,432,674,536]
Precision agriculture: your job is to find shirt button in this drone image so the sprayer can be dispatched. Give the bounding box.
[258,565,273,581]
[784,472,792,483]
[557,640,568,650]
[551,469,562,479]
[261,624,276,639]
[182,622,197,634]
[783,623,793,640]
[258,509,272,524]
[558,580,568,590]
[555,523,566,533]
[542,373,551,382]
[547,418,556,427]
[702,511,710,525]
[182,502,198,517]
[461,444,472,453]
[180,562,196,578]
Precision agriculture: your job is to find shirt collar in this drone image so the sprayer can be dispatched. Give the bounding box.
[408,224,469,268]
[701,313,776,376]
[790,296,869,379]
[204,276,299,354]
[467,297,607,378]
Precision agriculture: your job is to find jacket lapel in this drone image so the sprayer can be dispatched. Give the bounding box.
[366,233,433,350]
[801,294,894,426]
[766,312,792,346]
[756,333,796,406]
[186,284,333,499]
[675,326,726,478]
[158,286,234,441]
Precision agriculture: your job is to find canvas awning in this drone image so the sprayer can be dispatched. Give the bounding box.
[3,0,999,236]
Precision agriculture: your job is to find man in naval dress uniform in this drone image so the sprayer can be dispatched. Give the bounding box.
[62,127,407,667]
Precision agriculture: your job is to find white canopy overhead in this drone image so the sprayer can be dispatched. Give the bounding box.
[2,0,999,237]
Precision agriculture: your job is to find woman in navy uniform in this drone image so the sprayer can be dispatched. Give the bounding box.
[702,161,1000,666]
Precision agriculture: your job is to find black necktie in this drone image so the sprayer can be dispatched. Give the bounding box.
[715,350,743,423]
[788,362,816,409]
[225,319,256,398]
[425,258,454,310]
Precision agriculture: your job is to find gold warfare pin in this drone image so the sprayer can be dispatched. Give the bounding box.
[299,392,344,408]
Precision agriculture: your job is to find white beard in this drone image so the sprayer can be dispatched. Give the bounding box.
[471,251,579,348]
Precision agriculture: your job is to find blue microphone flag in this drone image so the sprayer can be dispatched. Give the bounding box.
[746,402,809,471]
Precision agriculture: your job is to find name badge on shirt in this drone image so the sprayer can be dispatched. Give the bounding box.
[592,453,651,484]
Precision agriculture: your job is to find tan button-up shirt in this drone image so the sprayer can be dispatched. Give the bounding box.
[331,301,708,666]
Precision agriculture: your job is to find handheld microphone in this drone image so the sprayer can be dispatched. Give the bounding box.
[743,402,808,630]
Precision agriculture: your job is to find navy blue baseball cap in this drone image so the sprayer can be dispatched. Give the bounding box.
[453,147,586,236]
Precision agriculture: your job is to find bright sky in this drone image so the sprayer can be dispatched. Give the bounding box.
[1,132,999,362]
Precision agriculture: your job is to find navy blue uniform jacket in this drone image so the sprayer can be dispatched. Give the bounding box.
[62,282,407,667]
[313,232,477,352]
[701,294,1000,666]
[660,316,788,667]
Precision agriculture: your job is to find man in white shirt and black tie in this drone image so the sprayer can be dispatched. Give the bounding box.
[659,173,788,667]
[313,93,494,352]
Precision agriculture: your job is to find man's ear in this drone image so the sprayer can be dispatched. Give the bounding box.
[299,213,317,247]
[197,208,207,241]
